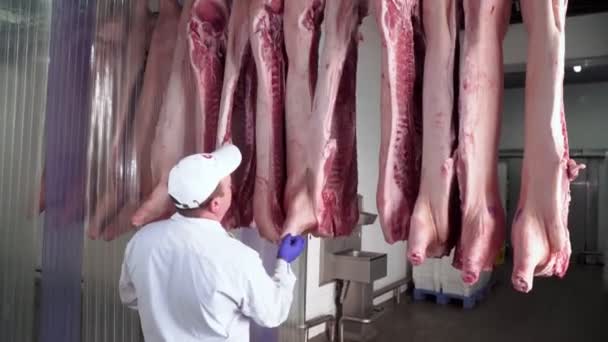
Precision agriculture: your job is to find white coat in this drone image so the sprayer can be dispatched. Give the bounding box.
[119,213,296,341]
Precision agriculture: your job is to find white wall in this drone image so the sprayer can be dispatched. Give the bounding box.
[503,13,608,66]
[304,238,337,321]
[501,82,608,150]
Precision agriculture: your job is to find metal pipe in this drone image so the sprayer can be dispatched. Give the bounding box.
[340,280,350,304]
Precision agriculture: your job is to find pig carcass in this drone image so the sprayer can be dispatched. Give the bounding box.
[374,0,425,243]
[189,0,229,153]
[131,0,202,228]
[249,0,288,242]
[88,0,180,240]
[308,0,367,237]
[453,0,510,284]
[407,0,461,265]
[216,0,257,229]
[281,0,325,237]
[87,0,181,240]
[511,0,584,293]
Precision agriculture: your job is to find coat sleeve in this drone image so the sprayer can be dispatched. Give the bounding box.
[118,243,138,310]
[238,256,297,328]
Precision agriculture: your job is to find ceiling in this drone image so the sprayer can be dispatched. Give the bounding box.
[509,0,608,24]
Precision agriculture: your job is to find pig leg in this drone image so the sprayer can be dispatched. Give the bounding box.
[281,0,325,237]
[216,0,256,228]
[454,0,510,284]
[511,0,584,293]
[250,0,288,242]
[373,0,424,244]
[408,0,459,265]
[131,0,199,227]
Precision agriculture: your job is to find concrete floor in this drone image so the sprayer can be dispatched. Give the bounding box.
[315,264,608,342]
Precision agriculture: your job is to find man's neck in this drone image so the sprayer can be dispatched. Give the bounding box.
[199,212,220,221]
[178,210,219,222]
[178,211,231,236]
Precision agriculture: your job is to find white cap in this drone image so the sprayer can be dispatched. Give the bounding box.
[168,144,242,209]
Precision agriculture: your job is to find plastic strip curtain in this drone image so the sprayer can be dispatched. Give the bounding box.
[38,0,95,341]
[0,0,51,341]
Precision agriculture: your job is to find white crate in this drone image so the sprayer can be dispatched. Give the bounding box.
[439,252,491,297]
[412,258,441,292]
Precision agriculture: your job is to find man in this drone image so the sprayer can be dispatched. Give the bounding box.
[119,144,306,341]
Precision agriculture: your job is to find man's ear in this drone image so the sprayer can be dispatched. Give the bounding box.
[209,197,221,213]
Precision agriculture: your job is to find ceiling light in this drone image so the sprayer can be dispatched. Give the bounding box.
[573,65,582,73]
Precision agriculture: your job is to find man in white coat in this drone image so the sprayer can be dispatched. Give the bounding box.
[119,144,306,341]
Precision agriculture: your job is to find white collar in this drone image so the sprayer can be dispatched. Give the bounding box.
[171,213,230,237]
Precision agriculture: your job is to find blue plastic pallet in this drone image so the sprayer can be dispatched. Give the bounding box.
[413,286,490,309]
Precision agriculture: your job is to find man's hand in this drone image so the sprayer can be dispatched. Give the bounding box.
[277,234,306,263]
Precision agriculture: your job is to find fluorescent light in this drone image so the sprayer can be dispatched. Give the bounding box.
[573,65,582,73]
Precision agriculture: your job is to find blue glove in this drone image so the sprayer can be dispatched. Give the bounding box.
[277,234,306,263]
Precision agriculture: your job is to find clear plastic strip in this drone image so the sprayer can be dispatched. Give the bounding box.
[0,0,49,340]
[82,1,145,341]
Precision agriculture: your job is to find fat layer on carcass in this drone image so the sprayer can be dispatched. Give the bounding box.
[216,0,258,228]
[511,0,584,293]
[453,0,510,284]
[87,0,182,241]
[131,0,201,228]
[307,0,366,237]
[408,0,461,265]
[188,0,229,153]
[281,0,325,237]
[374,0,425,243]
[250,0,288,242]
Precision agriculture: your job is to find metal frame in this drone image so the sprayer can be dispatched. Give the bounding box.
[297,278,408,342]
[298,315,336,342]
[338,306,385,342]
[372,278,410,305]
